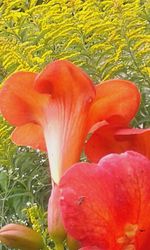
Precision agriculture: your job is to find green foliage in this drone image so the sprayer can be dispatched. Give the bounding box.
[0,148,50,225]
[0,117,16,168]
[0,149,50,250]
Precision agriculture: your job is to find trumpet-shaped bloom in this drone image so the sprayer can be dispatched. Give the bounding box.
[85,124,150,163]
[59,151,150,250]
[0,60,140,183]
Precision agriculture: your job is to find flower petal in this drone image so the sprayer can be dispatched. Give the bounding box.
[88,79,141,129]
[11,123,46,151]
[0,72,50,126]
[85,125,150,162]
[59,151,150,249]
[35,60,95,98]
[116,128,150,160]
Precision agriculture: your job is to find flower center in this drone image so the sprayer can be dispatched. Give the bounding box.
[117,223,138,249]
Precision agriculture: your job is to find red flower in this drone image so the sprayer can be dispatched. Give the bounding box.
[59,151,150,250]
[0,60,140,183]
[85,124,150,163]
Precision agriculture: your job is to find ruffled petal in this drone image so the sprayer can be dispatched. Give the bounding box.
[11,123,46,151]
[59,151,150,249]
[88,79,141,129]
[0,72,50,126]
[85,125,150,163]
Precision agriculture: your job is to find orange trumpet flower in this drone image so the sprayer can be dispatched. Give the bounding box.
[0,60,140,183]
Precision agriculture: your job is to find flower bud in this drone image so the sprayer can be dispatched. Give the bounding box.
[0,223,43,250]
